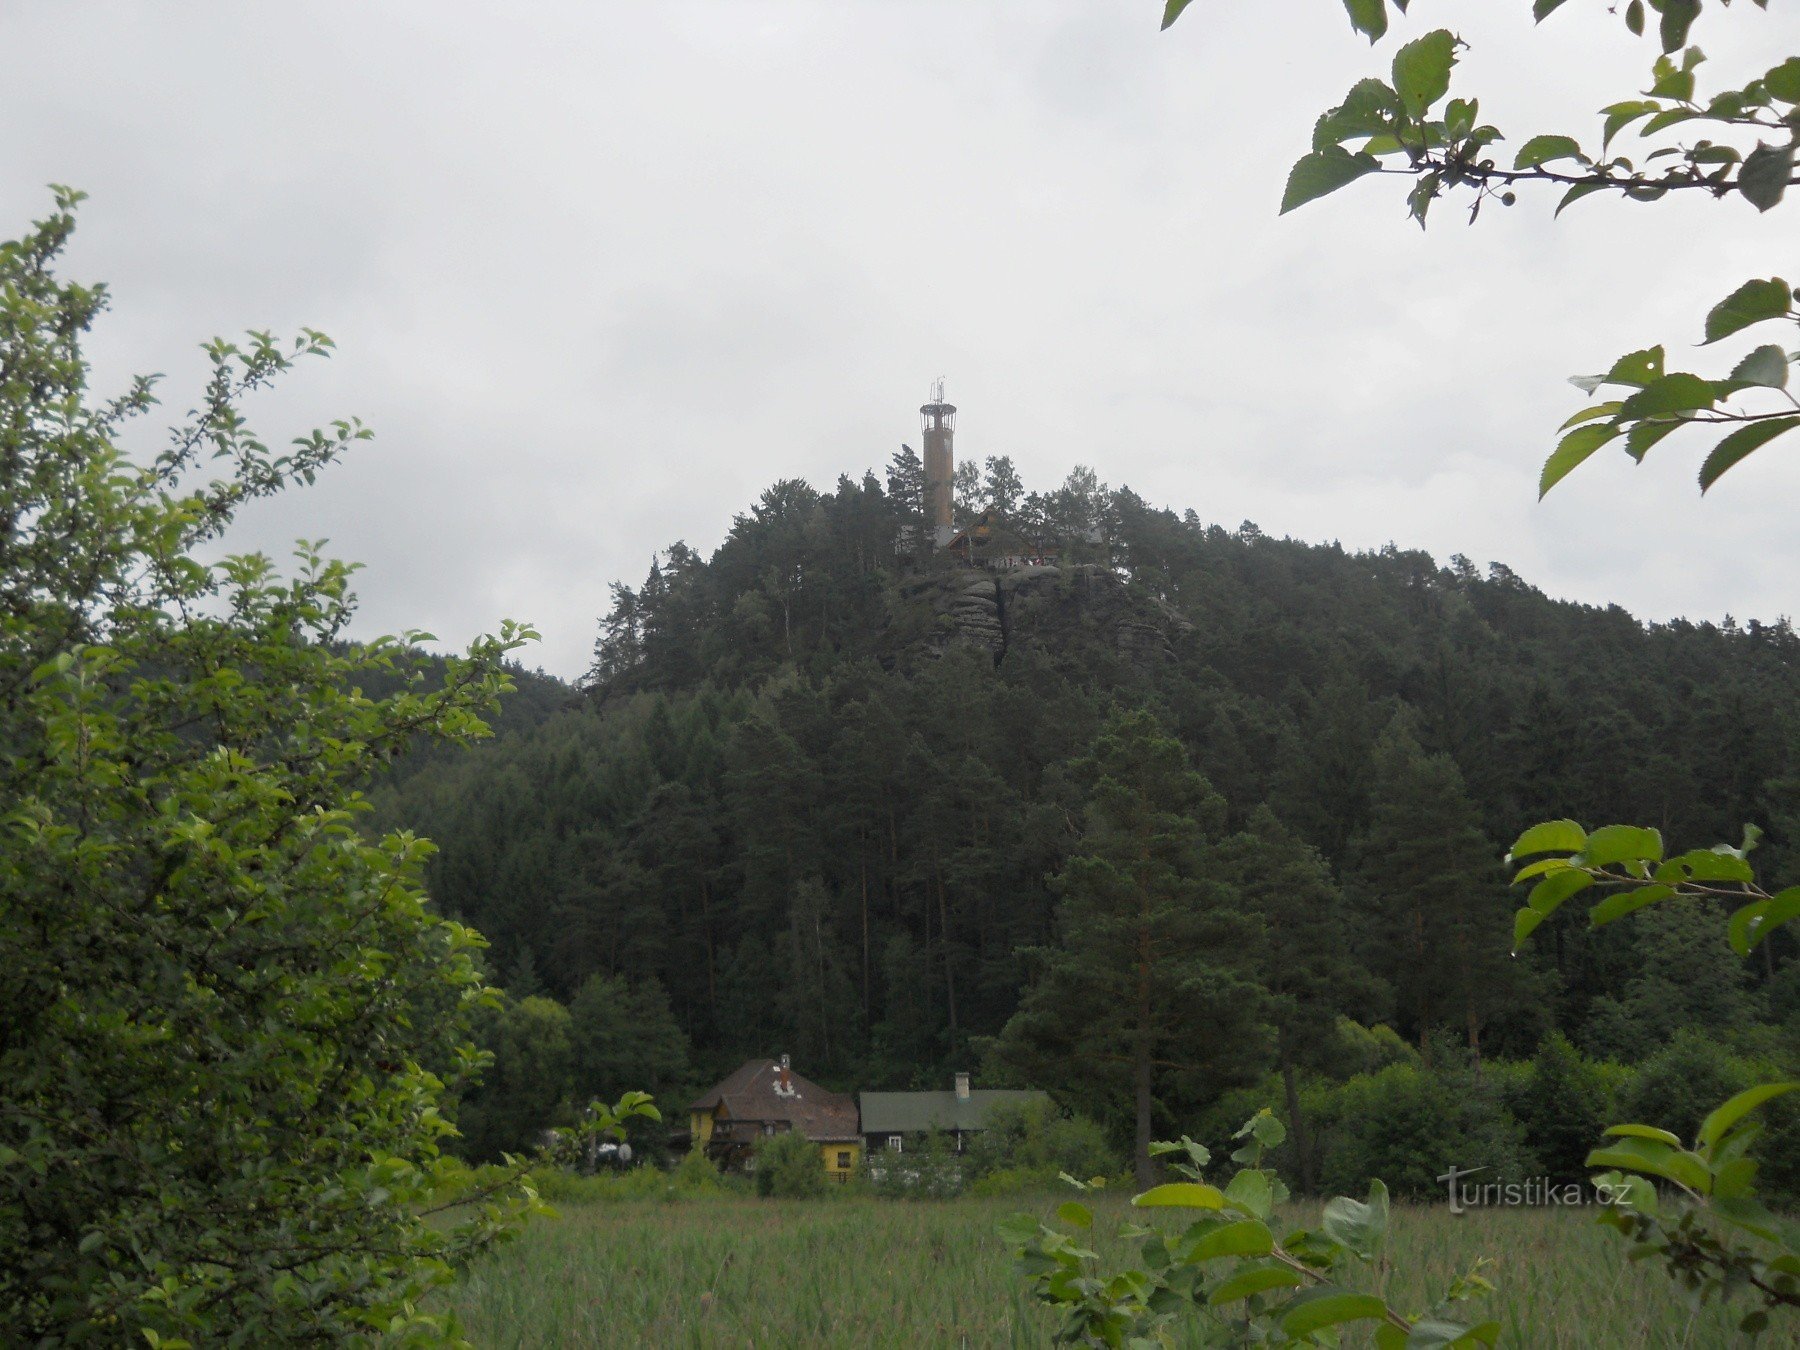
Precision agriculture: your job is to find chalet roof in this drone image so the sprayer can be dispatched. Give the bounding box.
[689,1059,861,1144]
[858,1089,1048,1135]
[946,508,1044,557]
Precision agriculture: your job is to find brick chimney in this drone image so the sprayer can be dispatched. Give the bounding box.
[778,1054,792,1095]
[954,1071,970,1100]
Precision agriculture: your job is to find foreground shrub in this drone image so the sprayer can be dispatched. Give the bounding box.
[0,192,544,1343]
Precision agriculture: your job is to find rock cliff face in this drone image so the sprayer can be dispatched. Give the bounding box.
[892,564,1192,670]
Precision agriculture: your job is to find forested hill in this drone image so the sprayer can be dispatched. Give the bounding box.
[372,459,1800,1103]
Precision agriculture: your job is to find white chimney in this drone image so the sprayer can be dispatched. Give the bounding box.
[954,1072,971,1100]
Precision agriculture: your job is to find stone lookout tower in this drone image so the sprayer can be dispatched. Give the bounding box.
[921,378,956,548]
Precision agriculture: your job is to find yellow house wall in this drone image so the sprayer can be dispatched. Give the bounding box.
[821,1140,862,1180]
[690,1110,714,1147]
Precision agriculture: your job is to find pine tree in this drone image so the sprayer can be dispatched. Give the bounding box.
[996,709,1264,1186]
[1355,719,1521,1064]
[1212,805,1380,1191]
[983,455,1025,516]
[886,444,928,561]
[567,974,691,1108]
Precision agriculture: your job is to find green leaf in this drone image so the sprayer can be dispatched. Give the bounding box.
[1512,856,1575,885]
[1728,344,1789,390]
[1392,30,1458,118]
[1586,1138,1711,1193]
[1699,417,1800,492]
[1559,401,1622,431]
[1514,135,1585,170]
[1281,1291,1390,1336]
[1341,0,1389,43]
[1733,885,1800,952]
[1280,148,1384,214]
[1056,1200,1093,1229]
[1320,1179,1388,1260]
[1207,1264,1304,1304]
[1699,1082,1800,1151]
[1187,1218,1275,1261]
[1728,898,1767,956]
[1653,849,1754,884]
[1624,0,1645,36]
[1533,0,1572,19]
[1133,1182,1225,1209]
[1739,143,1794,212]
[1617,373,1717,421]
[1160,0,1196,30]
[1715,1195,1784,1242]
[1766,58,1800,104]
[1507,819,1585,860]
[1407,1322,1493,1349]
[1625,416,1683,462]
[1512,906,1548,952]
[1657,0,1699,54]
[997,1213,1041,1246]
[1224,1168,1273,1219]
[1576,824,1663,867]
[1527,867,1593,916]
[1314,79,1405,150]
[1539,422,1622,496]
[1703,278,1792,344]
[1600,101,1658,151]
[1555,180,1611,216]
[1641,107,1698,137]
[1588,883,1674,928]
[1245,1111,1286,1150]
[1407,170,1442,229]
[1604,1123,1682,1147]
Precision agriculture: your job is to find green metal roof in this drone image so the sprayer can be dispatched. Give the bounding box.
[858,1089,1047,1135]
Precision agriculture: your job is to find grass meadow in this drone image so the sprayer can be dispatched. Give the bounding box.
[439,1191,1754,1348]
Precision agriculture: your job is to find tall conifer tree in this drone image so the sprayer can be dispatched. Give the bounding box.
[996,709,1263,1186]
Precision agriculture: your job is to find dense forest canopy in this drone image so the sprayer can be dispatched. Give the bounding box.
[373,453,1799,1154]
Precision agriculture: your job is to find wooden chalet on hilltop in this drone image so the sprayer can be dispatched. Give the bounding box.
[944,508,1058,571]
[687,1056,863,1182]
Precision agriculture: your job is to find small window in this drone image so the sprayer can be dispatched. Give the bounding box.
[836,1151,852,1169]
[886,1135,903,1153]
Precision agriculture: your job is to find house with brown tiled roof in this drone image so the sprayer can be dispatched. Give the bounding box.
[687,1055,862,1183]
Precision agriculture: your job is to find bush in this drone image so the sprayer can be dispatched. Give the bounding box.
[0,192,539,1344]
[751,1130,828,1199]
[1314,1058,1536,1200]
[864,1130,966,1199]
[670,1145,732,1195]
[1504,1033,1627,1185]
[964,1099,1121,1183]
[1620,1029,1800,1207]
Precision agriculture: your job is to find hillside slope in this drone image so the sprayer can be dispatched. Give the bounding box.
[373,465,1800,1093]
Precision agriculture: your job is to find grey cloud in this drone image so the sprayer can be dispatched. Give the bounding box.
[5,0,1798,679]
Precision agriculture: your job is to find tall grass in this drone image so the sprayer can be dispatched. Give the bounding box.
[441,1192,1750,1347]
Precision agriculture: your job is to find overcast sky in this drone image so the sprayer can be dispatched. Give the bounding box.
[5,2,1797,679]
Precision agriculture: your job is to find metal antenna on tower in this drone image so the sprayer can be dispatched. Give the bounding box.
[930,376,945,405]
